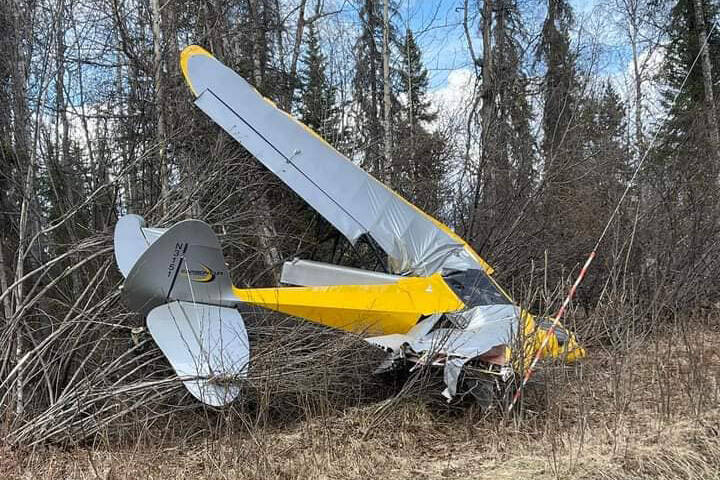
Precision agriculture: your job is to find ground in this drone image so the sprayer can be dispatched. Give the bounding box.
[2,325,719,480]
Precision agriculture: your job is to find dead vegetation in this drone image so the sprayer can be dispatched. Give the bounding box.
[1,316,719,480]
[0,220,717,479]
[1,262,719,480]
[0,211,716,478]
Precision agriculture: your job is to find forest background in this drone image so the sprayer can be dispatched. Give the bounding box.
[1,0,720,478]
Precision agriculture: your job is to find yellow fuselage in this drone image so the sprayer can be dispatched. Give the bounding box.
[232,273,585,364]
[233,273,463,335]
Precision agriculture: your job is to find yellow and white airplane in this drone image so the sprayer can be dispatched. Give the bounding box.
[113,45,585,407]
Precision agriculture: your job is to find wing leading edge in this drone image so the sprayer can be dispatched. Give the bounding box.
[180,45,491,277]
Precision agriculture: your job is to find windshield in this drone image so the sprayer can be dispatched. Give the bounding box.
[443,269,512,307]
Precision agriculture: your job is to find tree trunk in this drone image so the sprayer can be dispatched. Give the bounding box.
[480,0,494,207]
[628,4,644,152]
[10,0,32,419]
[283,0,308,110]
[247,0,281,282]
[692,0,720,166]
[151,0,169,215]
[0,238,12,324]
[255,195,282,282]
[382,0,392,184]
[405,32,414,142]
[491,0,513,207]
[366,0,380,175]
[248,0,265,88]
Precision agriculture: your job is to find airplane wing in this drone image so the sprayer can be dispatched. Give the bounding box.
[180,45,492,277]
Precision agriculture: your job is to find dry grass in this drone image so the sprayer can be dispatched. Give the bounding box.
[2,317,719,480]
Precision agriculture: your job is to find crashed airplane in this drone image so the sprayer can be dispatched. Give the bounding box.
[113,45,585,407]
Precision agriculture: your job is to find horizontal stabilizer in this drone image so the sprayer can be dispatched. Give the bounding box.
[280,258,400,286]
[114,214,168,277]
[147,301,249,406]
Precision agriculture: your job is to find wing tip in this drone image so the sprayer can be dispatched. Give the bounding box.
[180,45,214,96]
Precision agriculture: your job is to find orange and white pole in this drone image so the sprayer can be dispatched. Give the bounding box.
[507,250,595,413]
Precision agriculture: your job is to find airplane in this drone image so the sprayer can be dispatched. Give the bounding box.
[113,45,585,407]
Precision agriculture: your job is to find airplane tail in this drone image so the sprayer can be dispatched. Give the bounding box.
[114,215,248,406]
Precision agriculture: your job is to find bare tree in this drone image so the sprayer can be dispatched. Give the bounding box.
[382,0,392,181]
[151,0,169,215]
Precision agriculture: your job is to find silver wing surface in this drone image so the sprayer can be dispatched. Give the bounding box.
[180,45,491,277]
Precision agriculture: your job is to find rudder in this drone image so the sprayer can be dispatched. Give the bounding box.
[119,217,235,314]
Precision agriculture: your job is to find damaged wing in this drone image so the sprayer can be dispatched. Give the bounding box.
[180,45,490,277]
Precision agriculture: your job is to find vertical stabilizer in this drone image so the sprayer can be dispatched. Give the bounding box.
[120,218,235,314]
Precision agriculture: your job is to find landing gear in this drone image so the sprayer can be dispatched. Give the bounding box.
[456,361,514,409]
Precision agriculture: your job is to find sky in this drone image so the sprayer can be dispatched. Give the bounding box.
[322,0,636,96]
[369,0,669,143]
[400,0,609,89]
[383,0,663,124]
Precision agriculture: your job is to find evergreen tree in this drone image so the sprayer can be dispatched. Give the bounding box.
[535,0,600,286]
[656,0,720,170]
[393,28,447,215]
[298,23,338,142]
[493,0,535,191]
[539,0,578,165]
[650,0,720,272]
[397,28,435,127]
[353,0,398,176]
[561,81,630,306]
[459,0,536,269]
[578,81,629,218]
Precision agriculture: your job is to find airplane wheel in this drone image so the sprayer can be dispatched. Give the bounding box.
[458,362,509,409]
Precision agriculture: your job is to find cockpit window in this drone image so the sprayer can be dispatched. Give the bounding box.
[443,269,511,307]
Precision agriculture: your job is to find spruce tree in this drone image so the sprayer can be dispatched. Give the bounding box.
[394,27,447,215]
[562,81,629,306]
[298,23,337,142]
[490,0,536,264]
[579,81,628,211]
[651,0,720,271]
[656,0,720,169]
[539,0,577,165]
[353,0,398,176]
[397,28,435,127]
[489,0,535,198]
[459,0,536,270]
[535,0,591,285]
